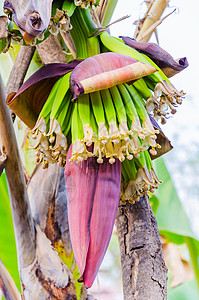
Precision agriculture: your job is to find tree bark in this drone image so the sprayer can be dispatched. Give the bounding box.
[36,34,67,64]
[5,45,35,121]
[5,46,35,97]
[116,196,167,300]
[0,76,36,270]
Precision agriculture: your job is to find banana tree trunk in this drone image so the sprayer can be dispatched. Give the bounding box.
[116,196,167,300]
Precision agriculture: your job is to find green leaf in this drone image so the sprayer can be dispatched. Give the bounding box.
[152,157,196,240]
[0,38,6,54]
[168,279,199,300]
[151,157,199,289]
[185,237,199,289]
[0,173,21,290]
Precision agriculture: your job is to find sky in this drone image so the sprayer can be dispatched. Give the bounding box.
[111,0,199,236]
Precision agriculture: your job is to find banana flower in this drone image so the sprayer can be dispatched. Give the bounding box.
[7,52,170,287]
[3,0,53,44]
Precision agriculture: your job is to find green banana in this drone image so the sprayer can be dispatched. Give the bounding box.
[132,78,152,101]
[89,91,109,143]
[121,162,129,182]
[77,93,94,145]
[100,88,119,142]
[100,31,148,63]
[70,101,89,163]
[124,84,159,148]
[117,83,143,136]
[122,158,137,181]
[109,85,129,140]
[50,72,71,120]
[38,78,61,120]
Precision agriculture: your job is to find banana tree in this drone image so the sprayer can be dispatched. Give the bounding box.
[0,0,190,299]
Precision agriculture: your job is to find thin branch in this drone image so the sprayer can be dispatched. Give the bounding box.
[0,259,21,300]
[137,9,175,42]
[0,76,36,269]
[5,46,35,97]
[136,0,170,42]
[5,45,35,122]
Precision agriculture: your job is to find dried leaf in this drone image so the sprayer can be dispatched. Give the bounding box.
[4,0,53,43]
[121,36,188,77]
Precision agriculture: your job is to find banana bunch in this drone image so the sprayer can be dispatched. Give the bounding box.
[99,31,185,124]
[69,82,160,164]
[121,150,162,204]
[29,72,73,168]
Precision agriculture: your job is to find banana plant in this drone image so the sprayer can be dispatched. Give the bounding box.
[0,0,191,299]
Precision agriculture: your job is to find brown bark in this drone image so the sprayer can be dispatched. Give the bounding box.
[5,46,35,97]
[36,34,67,64]
[5,45,35,122]
[116,196,167,300]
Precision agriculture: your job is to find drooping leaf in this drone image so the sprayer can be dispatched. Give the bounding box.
[121,36,189,78]
[6,60,81,129]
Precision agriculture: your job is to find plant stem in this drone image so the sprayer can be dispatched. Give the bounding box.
[0,76,36,270]
[5,46,35,98]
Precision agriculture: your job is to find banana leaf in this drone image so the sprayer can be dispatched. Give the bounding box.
[0,173,20,291]
[168,279,198,300]
[151,157,199,291]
